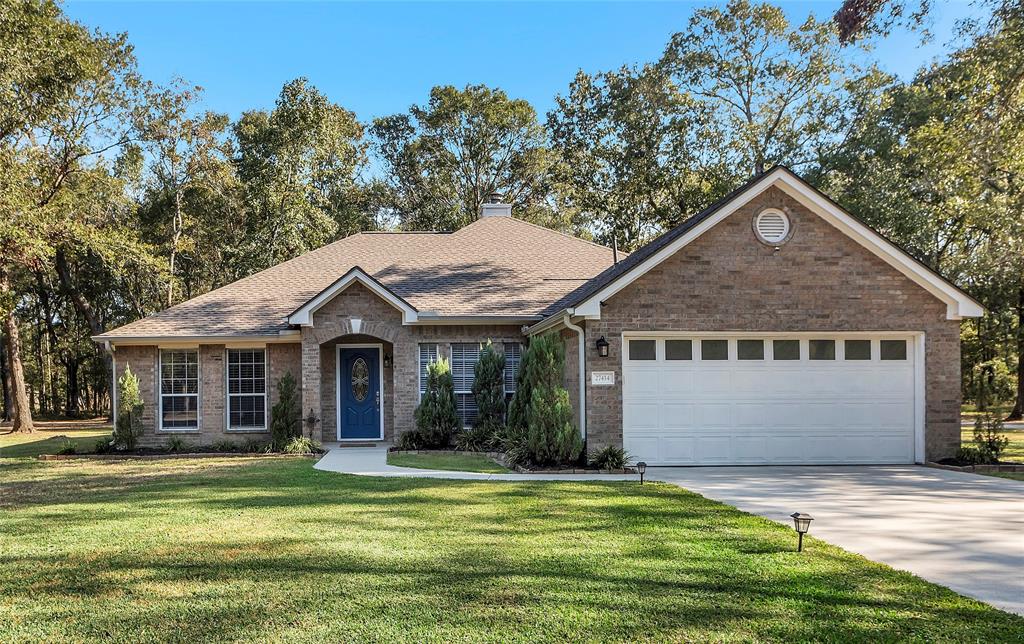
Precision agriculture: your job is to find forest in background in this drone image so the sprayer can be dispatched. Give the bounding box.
[1,0,1021,432]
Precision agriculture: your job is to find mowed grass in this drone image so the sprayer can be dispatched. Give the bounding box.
[0,422,112,459]
[387,451,510,473]
[1,459,1021,643]
[960,427,1024,462]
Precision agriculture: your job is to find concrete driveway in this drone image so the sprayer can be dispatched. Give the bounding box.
[651,465,1024,616]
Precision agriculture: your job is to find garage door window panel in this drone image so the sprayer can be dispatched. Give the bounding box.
[701,339,728,360]
[845,340,872,361]
[737,340,765,360]
[809,340,836,360]
[880,340,907,360]
[665,340,692,360]
[772,340,801,360]
[628,339,656,361]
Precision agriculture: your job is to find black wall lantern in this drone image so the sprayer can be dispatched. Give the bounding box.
[383,353,393,368]
[595,336,609,358]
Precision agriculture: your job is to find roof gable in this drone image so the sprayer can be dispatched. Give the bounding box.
[288,266,419,326]
[559,167,982,323]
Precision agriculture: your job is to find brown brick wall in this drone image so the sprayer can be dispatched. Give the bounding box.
[583,186,962,461]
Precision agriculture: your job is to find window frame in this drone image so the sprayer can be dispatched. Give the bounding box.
[158,349,200,432]
[225,348,268,432]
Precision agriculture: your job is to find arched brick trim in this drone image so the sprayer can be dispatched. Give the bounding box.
[311,318,400,345]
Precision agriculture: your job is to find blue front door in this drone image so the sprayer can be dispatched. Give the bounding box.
[339,347,381,440]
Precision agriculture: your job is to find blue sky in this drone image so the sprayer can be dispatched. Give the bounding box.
[64,1,983,122]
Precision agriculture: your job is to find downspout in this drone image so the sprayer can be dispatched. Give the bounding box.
[562,312,586,442]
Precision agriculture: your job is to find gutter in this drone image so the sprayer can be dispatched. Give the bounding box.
[562,312,587,443]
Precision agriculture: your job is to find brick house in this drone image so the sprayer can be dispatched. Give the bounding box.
[95,168,982,464]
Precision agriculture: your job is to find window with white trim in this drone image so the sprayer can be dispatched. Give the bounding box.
[227,349,266,430]
[451,343,481,427]
[160,350,199,430]
[418,343,439,398]
[503,342,522,397]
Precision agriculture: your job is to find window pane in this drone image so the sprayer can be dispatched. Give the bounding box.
[503,343,522,393]
[737,340,764,360]
[455,392,478,427]
[161,395,198,428]
[773,340,800,360]
[227,349,265,429]
[701,339,728,360]
[845,340,871,360]
[451,343,481,392]
[419,343,439,394]
[809,340,835,360]
[880,340,907,360]
[628,340,656,360]
[160,350,199,429]
[665,340,692,360]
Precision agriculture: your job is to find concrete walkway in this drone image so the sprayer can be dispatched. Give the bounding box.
[315,445,1024,615]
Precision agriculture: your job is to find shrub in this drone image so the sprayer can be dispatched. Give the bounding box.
[112,365,144,450]
[211,439,241,453]
[94,438,114,454]
[507,345,532,433]
[472,341,506,432]
[522,333,583,466]
[590,445,632,470]
[165,436,189,453]
[281,436,321,454]
[270,372,302,450]
[394,430,424,451]
[56,438,77,455]
[955,445,986,465]
[242,438,269,453]
[500,427,530,467]
[455,423,498,452]
[973,412,1010,462]
[414,357,459,448]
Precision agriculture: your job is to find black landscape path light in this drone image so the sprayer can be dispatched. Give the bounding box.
[790,512,813,552]
[636,461,647,484]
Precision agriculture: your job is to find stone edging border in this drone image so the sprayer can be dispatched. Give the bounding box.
[925,461,1024,473]
[388,449,635,475]
[37,452,320,461]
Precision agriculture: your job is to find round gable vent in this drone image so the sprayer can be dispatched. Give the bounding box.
[754,208,790,244]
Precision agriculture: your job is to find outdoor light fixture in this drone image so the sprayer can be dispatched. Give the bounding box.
[596,336,610,358]
[636,461,647,484]
[383,353,393,368]
[790,512,814,552]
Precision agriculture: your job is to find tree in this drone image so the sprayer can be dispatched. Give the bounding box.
[521,333,583,466]
[833,0,930,44]
[549,66,736,250]
[112,364,143,449]
[471,341,506,430]
[659,0,870,176]
[413,357,460,448]
[371,84,561,231]
[234,78,369,273]
[270,372,301,450]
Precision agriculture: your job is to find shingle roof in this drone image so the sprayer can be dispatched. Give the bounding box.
[98,216,620,339]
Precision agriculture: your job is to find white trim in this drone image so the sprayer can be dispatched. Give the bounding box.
[914,333,927,464]
[96,331,299,347]
[573,168,982,321]
[224,347,269,433]
[563,314,587,441]
[336,343,385,442]
[157,348,201,433]
[289,268,417,326]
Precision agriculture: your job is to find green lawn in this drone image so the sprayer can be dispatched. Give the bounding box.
[387,451,510,473]
[0,424,112,459]
[959,427,1024,462]
[1,458,1020,642]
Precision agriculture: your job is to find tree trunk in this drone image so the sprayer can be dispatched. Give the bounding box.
[168,188,184,307]
[3,309,33,432]
[0,331,9,422]
[54,247,103,337]
[1008,286,1024,421]
[65,356,79,416]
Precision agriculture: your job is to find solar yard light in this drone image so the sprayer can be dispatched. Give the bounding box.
[636,461,647,484]
[790,512,814,552]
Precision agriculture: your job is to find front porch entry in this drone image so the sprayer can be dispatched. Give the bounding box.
[337,344,384,441]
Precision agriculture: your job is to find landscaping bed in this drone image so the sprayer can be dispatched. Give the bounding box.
[387,448,635,474]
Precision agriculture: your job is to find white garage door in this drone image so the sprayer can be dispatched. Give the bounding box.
[622,335,918,465]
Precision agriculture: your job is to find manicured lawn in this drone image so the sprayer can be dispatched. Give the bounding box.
[1,458,1021,642]
[0,421,112,459]
[988,472,1024,481]
[387,451,509,473]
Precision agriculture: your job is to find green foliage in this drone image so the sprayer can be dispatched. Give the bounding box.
[973,412,1010,463]
[371,84,563,231]
[472,340,506,431]
[506,345,533,434]
[56,437,77,455]
[280,436,321,455]
[589,445,632,470]
[242,438,269,454]
[520,333,583,467]
[413,357,459,448]
[270,372,302,450]
[112,365,144,450]
[955,445,986,466]
[164,436,189,453]
[210,439,241,453]
[454,423,498,452]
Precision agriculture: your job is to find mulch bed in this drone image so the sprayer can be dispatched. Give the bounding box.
[389,449,635,474]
